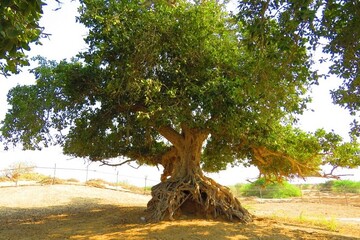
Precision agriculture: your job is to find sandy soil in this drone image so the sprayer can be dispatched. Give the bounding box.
[0,185,359,240]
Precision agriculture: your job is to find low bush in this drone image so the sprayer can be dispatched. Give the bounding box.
[0,176,8,182]
[18,172,48,181]
[38,177,65,185]
[240,179,302,198]
[331,180,360,193]
[65,178,80,183]
[318,180,360,193]
[86,179,108,188]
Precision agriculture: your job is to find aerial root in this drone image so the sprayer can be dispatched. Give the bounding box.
[146,174,253,223]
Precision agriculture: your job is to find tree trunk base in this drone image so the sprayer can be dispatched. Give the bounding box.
[146,174,253,223]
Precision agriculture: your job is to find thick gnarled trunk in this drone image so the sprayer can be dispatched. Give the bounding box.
[147,126,253,223]
[171,127,204,179]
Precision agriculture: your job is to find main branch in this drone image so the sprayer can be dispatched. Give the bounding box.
[157,125,184,148]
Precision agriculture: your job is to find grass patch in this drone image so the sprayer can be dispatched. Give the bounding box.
[18,172,48,181]
[297,211,338,232]
[38,177,65,185]
[65,178,80,183]
[86,179,108,188]
[85,179,151,194]
[110,181,152,194]
[271,211,338,232]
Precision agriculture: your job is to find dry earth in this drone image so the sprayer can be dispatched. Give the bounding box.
[0,185,359,240]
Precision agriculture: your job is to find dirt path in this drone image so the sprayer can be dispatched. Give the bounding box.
[1,185,359,240]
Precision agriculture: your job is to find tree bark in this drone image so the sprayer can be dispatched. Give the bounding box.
[171,126,206,179]
[146,125,253,223]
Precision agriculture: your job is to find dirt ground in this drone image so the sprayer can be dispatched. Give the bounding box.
[0,185,359,240]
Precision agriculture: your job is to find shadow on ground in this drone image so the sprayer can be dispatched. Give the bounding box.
[0,198,358,240]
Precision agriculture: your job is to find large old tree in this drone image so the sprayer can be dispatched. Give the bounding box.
[1,0,360,222]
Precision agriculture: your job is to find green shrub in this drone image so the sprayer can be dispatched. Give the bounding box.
[331,180,360,193]
[240,179,302,198]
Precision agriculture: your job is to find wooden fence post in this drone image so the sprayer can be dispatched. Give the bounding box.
[144,176,148,194]
[52,164,57,185]
[116,171,119,191]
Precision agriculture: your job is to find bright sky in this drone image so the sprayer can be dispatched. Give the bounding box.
[0,1,359,186]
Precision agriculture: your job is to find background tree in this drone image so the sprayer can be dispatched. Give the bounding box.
[1,0,359,222]
[0,0,45,76]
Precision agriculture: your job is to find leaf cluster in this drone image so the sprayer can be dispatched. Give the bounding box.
[0,0,46,76]
[237,0,360,135]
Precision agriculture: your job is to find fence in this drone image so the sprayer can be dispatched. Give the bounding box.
[1,166,359,206]
[0,164,159,193]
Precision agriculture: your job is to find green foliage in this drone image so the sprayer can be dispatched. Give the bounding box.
[330,180,360,194]
[240,179,302,198]
[0,0,46,75]
[238,0,360,135]
[314,129,360,171]
[318,180,360,193]
[325,1,360,131]
[332,180,360,193]
[1,0,359,182]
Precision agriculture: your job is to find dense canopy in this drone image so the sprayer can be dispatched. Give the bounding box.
[0,0,45,76]
[1,0,359,222]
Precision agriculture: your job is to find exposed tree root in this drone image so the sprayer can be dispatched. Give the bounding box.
[146,174,253,223]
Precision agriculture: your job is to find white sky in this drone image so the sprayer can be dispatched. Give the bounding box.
[0,1,359,186]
